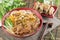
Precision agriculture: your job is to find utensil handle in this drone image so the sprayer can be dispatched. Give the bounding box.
[37,23,48,40]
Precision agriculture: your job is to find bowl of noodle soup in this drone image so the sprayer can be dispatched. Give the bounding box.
[2,8,43,38]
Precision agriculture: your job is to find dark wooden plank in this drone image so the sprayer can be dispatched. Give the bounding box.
[58,6,60,19]
[24,0,30,8]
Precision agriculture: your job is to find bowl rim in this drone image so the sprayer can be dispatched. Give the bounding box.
[2,8,43,38]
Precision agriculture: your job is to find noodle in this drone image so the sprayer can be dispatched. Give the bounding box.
[9,10,40,36]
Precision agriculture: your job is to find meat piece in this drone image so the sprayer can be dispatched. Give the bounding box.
[49,7,54,15]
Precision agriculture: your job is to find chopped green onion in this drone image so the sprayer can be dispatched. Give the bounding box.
[4,18,13,29]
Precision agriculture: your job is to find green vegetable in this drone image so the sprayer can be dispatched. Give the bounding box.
[4,18,13,29]
[0,13,3,20]
[37,0,44,3]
